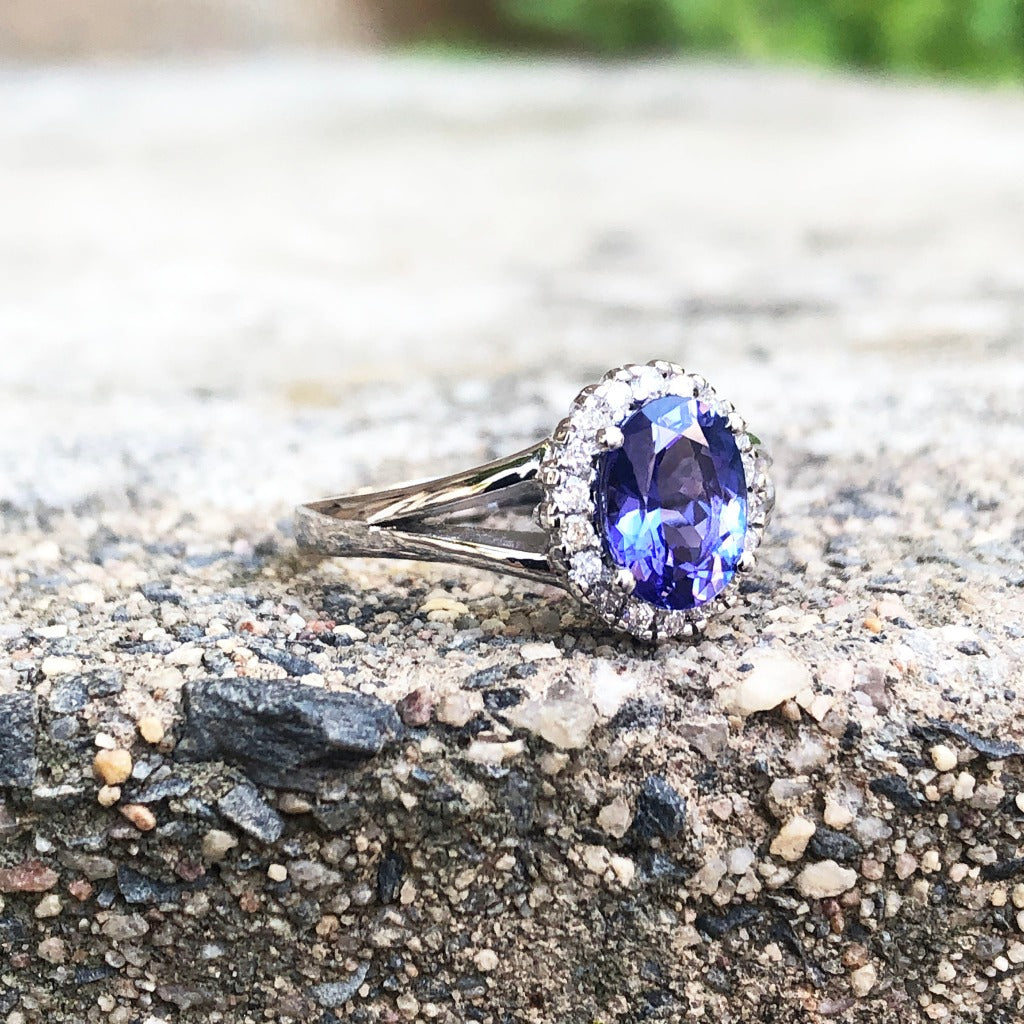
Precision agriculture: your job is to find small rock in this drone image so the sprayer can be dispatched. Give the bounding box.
[869,774,923,811]
[48,678,89,714]
[177,677,404,791]
[581,844,611,875]
[728,846,756,875]
[474,949,499,972]
[807,827,862,864]
[120,804,157,832]
[138,716,165,745]
[850,963,877,997]
[34,894,62,918]
[824,797,855,830]
[972,783,1005,812]
[437,692,477,727]
[770,815,816,862]
[930,744,958,773]
[696,904,762,939]
[267,864,288,883]
[101,913,150,940]
[796,860,858,899]
[396,687,433,727]
[37,937,66,964]
[311,963,370,1009]
[58,852,115,880]
[519,642,561,662]
[218,782,284,844]
[597,795,633,839]
[724,649,812,716]
[466,739,525,765]
[40,655,79,677]
[609,855,636,887]
[202,829,238,862]
[68,879,93,901]
[94,748,133,787]
[377,850,405,905]
[288,860,342,889]
[117,865,180,905]
[97,785,121,807]
[507,697,597,750]
[0,860,59,893]
[0,693,38,787]
[633,775,687,841]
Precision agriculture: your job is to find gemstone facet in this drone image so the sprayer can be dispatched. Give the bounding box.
[596,395,747,611]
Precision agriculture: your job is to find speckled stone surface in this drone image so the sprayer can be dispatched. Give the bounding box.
[2,55,1024,1024]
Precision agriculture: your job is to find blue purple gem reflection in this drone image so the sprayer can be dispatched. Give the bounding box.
[596,395,747,611]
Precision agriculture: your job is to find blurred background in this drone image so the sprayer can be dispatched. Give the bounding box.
[2,0,1023,514]
[2,0,1023,77]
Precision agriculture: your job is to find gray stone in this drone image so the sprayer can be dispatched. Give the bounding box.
[0,694,37,788]
[311,963,370,1009]
[217,782,284,844]
[117,865,182,905]
[177,677,404,791]
[48,678,90,714]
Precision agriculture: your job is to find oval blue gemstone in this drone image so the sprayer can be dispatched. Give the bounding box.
[596,395,747,611]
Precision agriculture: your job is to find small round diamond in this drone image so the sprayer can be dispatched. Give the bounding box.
[569,549,603,587]
[561,515,596,553]
[551,477,591,514]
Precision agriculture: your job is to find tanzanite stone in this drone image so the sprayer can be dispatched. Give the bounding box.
[596,395,747,611]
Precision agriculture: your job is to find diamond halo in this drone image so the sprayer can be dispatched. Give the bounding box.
[539,361,774,641]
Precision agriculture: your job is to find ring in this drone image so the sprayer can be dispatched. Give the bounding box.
[295,361,774,641]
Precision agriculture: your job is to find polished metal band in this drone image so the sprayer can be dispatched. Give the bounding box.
[294,441,560,585]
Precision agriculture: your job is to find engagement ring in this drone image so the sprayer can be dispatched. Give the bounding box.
[296,361,774,641]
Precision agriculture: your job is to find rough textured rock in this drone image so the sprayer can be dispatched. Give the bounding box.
[1,54,1024,1024]
[0,693,37,787]
[177,676,405,790]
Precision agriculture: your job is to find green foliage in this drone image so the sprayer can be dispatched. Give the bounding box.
[500,0,1024,79]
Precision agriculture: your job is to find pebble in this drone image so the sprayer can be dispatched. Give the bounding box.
[724,649,812,716]
[0,860,59,892]
[597,795,632,839]
[120,804,157,832]
[930,744,957,772]
[267,864,288,883]
[35,893,62,918]
[508,698,596,750]
[94,748,133,787]
[952,772,976,801]
[436,693,477,728]
[40,655,79,677]
[824,797,855,830]
[729,846,756,875]
[466,739,525,765]
[609,855,635,887]
[138,716,165,745]
[795,860,858,898]
[633,775,687,841]
[202,829,238,862]
[474,949,499,972]
[770,815,816,862]
[97,785,121,807]
[217,782,284,844]
[37,937,66,964]
[518,641,561,662]
[850,962,877,996]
